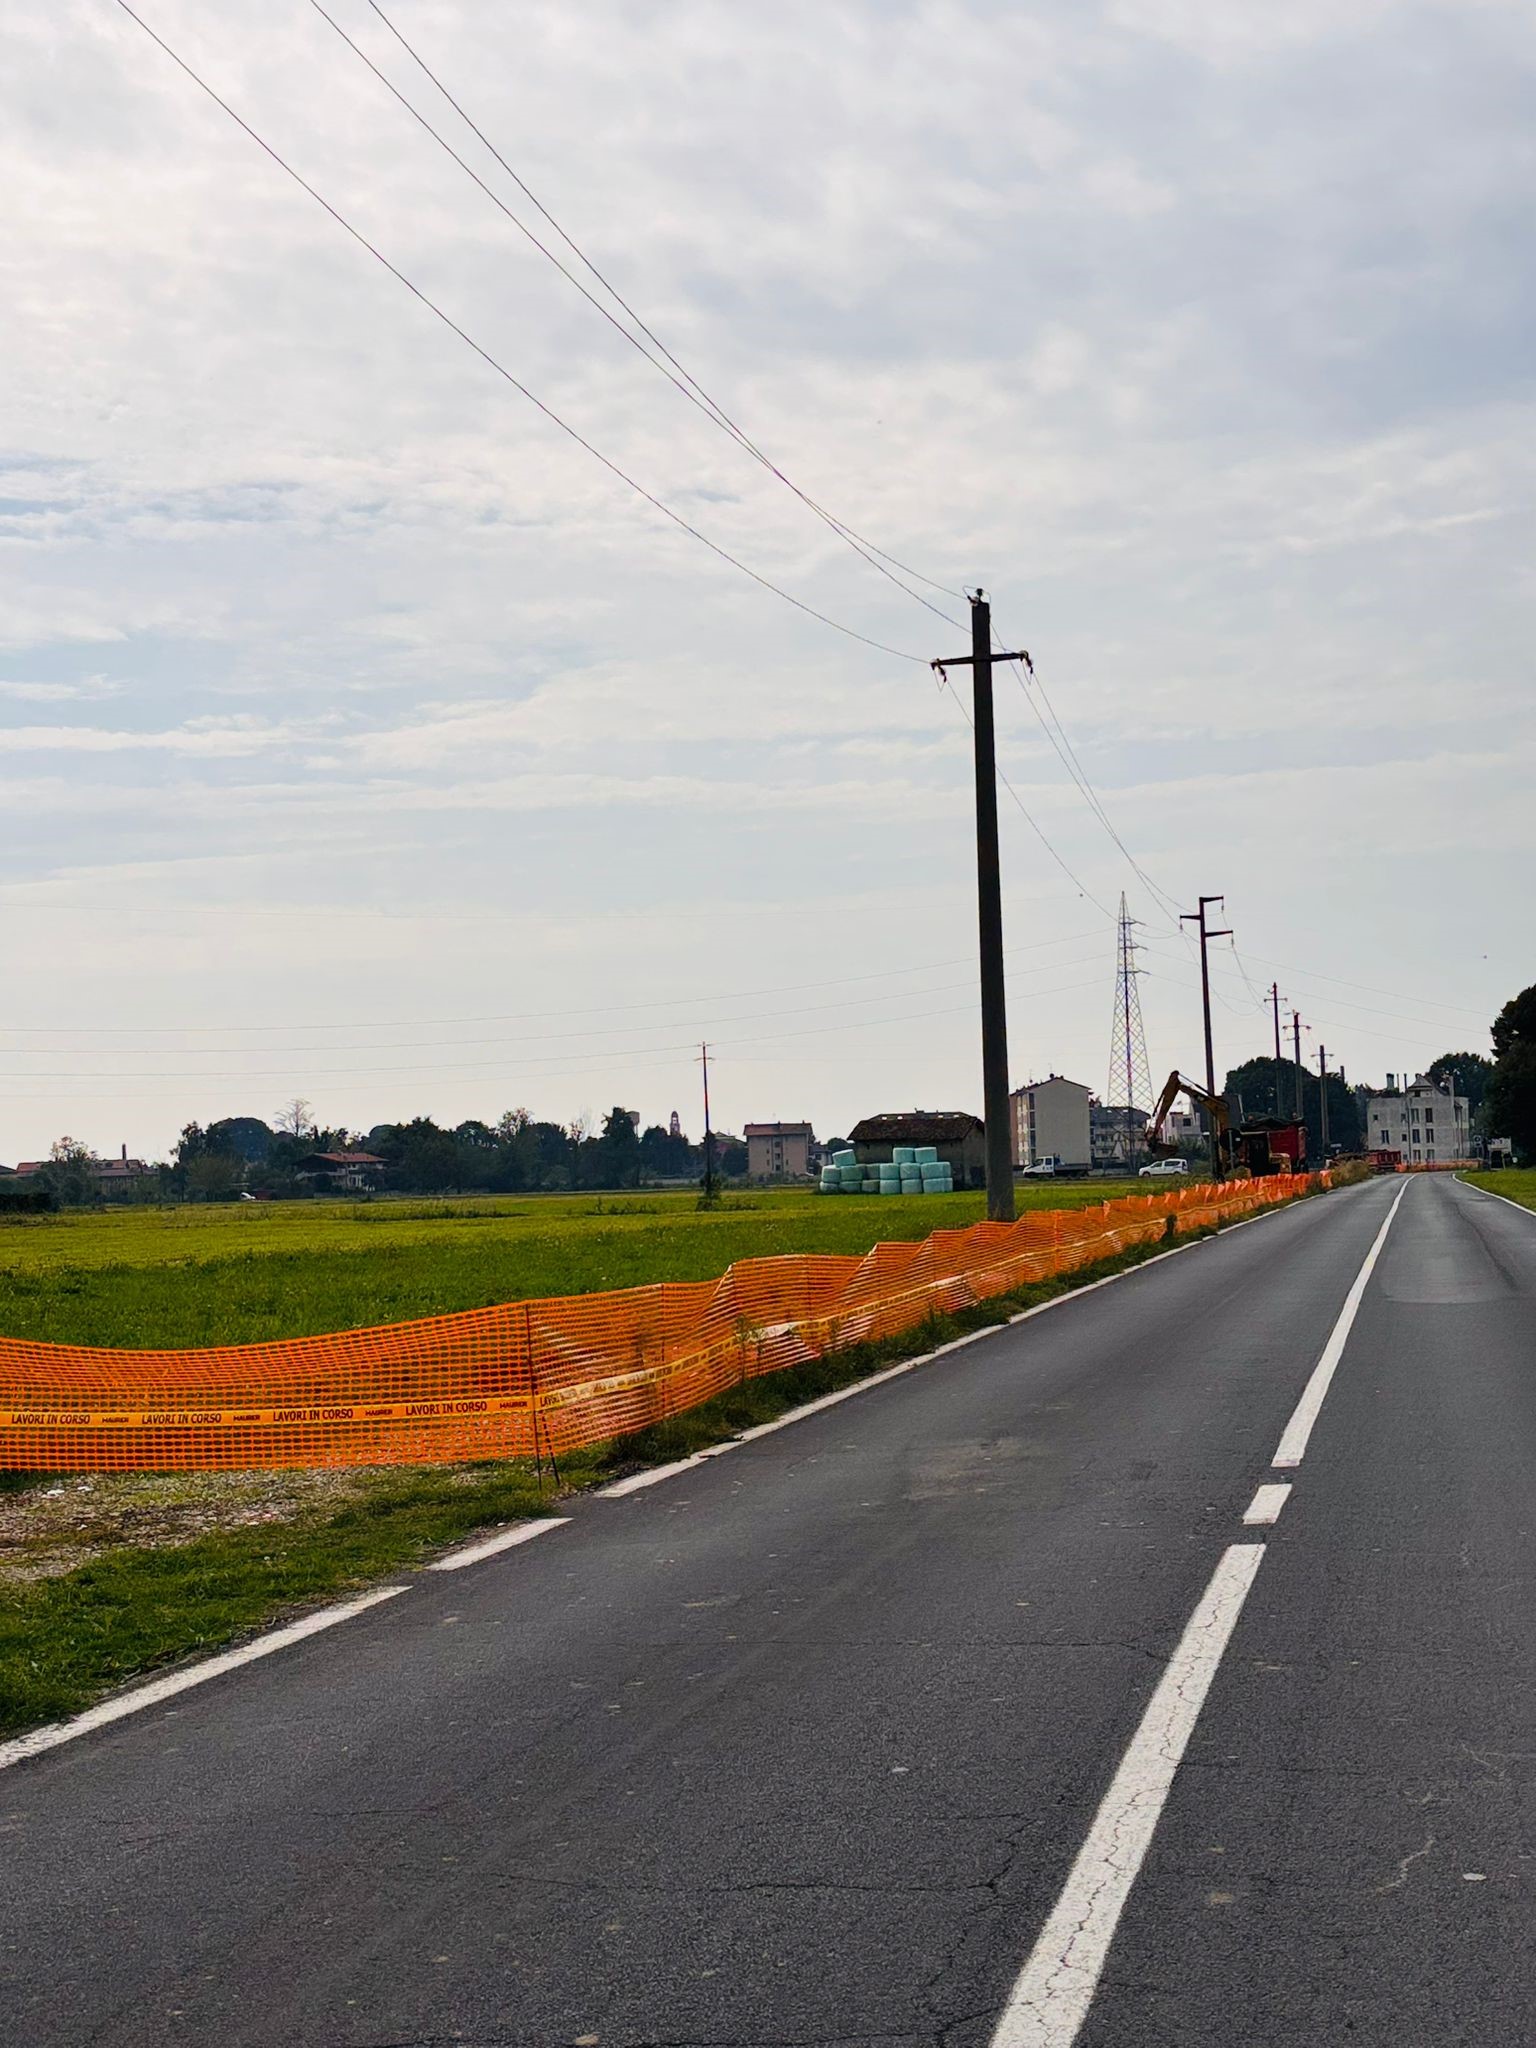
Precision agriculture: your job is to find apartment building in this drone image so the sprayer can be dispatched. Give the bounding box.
[1009,1075,1093,1169]
[745,1121,815,1180]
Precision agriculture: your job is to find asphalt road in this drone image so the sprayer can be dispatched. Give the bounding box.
[3,1171,1532,2046]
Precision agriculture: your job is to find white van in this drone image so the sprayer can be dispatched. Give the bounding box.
[1138,1158,1189,1178]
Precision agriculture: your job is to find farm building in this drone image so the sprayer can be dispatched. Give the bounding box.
[296,1149,387,1192]
[848,1111,986,1188]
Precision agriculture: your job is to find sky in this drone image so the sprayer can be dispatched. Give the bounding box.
[2,0,1531,1164]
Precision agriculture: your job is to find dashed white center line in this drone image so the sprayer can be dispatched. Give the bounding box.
[1242,1481,1292,1526]
[988,1542,1267,2048]
[1272,1182,1406,1469]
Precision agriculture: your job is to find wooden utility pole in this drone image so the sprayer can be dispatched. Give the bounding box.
[1317,1043,1330,1160]
[1270,983,1284,1105]
[1292,1009,1303,1125]
[932,592,1027,1223]
[1180,894,1232,1179]
[699,1042,716,1200]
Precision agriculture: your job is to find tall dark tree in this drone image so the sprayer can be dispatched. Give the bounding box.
[1222,1056,1291,1122]
[1486,984,1536,1162]
[1426,1052,1493,1115]
[597,1107,642,1189]
[1224,1057,1360,1157]
[38,1136,99,1207]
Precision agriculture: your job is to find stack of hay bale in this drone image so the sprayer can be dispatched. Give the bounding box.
[819,1144,953,1195]
[819,1147,866,1194]
[877,1144,954,1195]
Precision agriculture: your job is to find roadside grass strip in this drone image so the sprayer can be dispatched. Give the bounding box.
[0,1585,405,1773]
[1458,1169,1536,1219]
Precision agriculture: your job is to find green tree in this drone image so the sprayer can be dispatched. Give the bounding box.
[1222,1056,1291,1122]
[186,1152,243,1202]
[597,1107,642,1189]
[1426,1052,1493,1115]
[1223,1058,1359,1157]
[38,1136,100,1207]
[1486,985,1536,1162]
[397,1118,459,1192]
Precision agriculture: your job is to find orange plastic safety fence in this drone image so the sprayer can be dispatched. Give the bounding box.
[0,1175,1323,1471]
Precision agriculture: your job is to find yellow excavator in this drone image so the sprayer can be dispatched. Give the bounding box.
[1144,1071,1246,1179]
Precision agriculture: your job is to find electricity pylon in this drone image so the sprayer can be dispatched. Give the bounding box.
[1108,894,1155,1169]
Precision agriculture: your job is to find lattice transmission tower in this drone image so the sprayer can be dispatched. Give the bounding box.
[1107,893,1155,1168]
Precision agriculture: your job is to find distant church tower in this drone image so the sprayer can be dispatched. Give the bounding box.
[669,1109,682,1140]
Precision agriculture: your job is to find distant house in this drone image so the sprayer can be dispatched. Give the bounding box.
[745,1121,815,1180]
[296,1149,386,1192]
[95,1147,153,1192]
[1091,1102,1149,1169]
[849,1111,986,1188]
[11,1148,152,1192]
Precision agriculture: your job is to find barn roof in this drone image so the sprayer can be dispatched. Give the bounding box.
[847,1111,983,1144]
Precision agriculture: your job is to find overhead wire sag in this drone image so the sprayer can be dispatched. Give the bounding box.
[112,2,928,665]
[350,0,968,618]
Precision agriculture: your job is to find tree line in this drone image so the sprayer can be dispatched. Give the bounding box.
[168,1103,747,1201]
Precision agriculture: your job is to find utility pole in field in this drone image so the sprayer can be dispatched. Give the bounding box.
[932,592,1028,1223]
[699,1042,716,1200]
[1180,893,1232,1179]
[1270,984,1284,1110]
[1317,1044,1330,1160]
[1291,1009,1303,1125]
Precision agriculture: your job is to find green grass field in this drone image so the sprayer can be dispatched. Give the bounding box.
[1461,1168,1536,1213]
[0,1182,1146,1350]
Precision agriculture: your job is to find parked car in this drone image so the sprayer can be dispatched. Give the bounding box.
[1138,1158,1189,1178]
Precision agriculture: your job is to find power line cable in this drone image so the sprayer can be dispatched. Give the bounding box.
[0,927,1104,1038]
[4,972,1110,1083]
[5,949,1111,1061]
[934,670,1113,918]
[350,0,967,617]
[994,635,1183,927]
[113,1,928,665]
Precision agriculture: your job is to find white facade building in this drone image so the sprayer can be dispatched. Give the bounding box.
[1010,1075,1093,1168]
[1364,1072,1470,1166]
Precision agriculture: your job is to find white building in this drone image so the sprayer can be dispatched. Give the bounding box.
[1364,1072,1471,1166]
[1010,1075,1092,1169]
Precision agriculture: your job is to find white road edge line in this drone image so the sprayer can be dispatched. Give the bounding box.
[1455,1174,1536,1223]
[989,1541,1267,2048]
[0,1583,407,1774]
[425,1517,570,1570]
[1242,1481,1292,1526]
[598,1193,1320,1498]
[1272,1181,1408,1469]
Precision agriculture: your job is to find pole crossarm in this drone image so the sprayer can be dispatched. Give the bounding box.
[932,653,1029,671]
